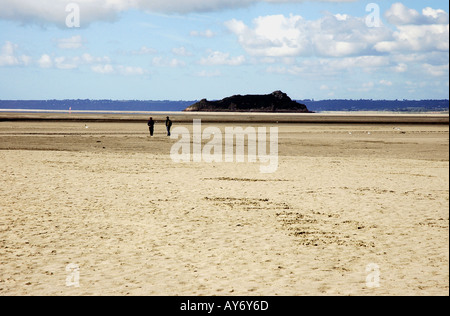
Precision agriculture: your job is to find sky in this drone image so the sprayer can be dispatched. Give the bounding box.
[0,0,449,101]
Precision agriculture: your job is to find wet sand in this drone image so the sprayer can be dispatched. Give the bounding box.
[0,113,448,296]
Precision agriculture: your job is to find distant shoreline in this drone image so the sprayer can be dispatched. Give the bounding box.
[0,110,448,124]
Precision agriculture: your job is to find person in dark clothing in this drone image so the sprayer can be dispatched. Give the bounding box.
[147,117,155,137]
[165,116,172,136]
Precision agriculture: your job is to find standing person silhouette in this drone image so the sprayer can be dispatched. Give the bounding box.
[147,117,155,137]
[165,116,172,137]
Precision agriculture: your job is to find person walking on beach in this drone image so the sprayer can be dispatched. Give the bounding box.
[165,116,172,136]
[147,117,155,137]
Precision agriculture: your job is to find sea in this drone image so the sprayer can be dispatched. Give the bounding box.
[0,99,448,114]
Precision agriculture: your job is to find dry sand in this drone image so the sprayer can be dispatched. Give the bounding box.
[0,114,448,296]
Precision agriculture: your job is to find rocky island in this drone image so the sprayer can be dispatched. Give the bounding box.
[184,91,311,113]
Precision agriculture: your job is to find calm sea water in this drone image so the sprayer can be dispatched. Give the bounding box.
[0,99,448,113]
[0,100,193,113]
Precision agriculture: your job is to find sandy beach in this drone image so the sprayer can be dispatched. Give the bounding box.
[0,113,448,296]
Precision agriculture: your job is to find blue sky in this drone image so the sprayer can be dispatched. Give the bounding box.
[0,0,448,100]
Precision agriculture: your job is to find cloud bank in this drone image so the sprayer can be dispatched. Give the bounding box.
[225,3,449,58]
[0,0,357,27]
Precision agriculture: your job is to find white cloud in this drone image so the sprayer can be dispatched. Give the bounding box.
[36,53,112,70]
[379,80,393,86]
[223,3,448,83]
[20,55,32,66]
[347,81,375,93]
[172,46,192,56]
[152,56,186,67]
[92,64,115,74]
[423,7,449,23]
[422,63,449,77]
[0,41,19,66]
[190,29,216,38]
[267,55,391,77]
[375,24,449,53]
[57,35,84,49]
[136,0,358,15]
[393,52,449,67]
[0,0,131,27]
[225,15,308,57]
[0,41,31,66]
[137,0,254,14]
[54,56,78,69]
[80,53,111,64]
[117,65,146,76]
[385,3,449,25]
[384,2,422,25]
[91,64,146,75]
[393,63,408,73]
[226,13,391,58]
[0,0,358,26]
[19,49,149,77]
[38,54,53,68]
[199,50,245,66]
[330,56,390,70]
[130,46,158,55]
